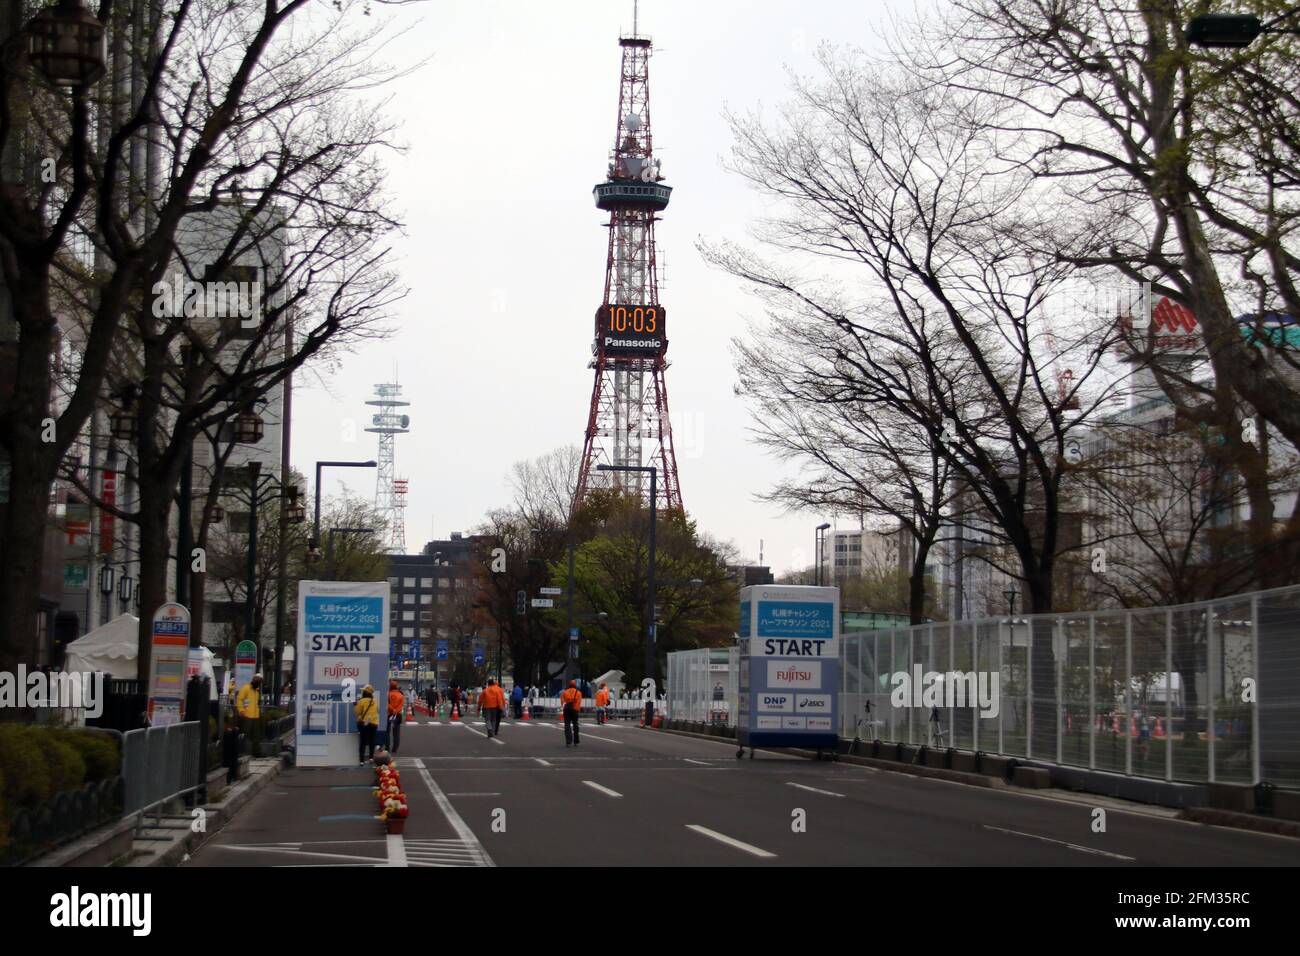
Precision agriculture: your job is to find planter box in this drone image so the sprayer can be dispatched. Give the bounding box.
[876,742,900,762]
[385,817,406,835]
[924,748,949,769]
[1273,789,1300,822]
[1207,783,1256,813]
[978,754,1016,779]
[950,751,979,773]
[1013,766,1052,789]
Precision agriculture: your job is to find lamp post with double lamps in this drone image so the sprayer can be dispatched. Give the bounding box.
[814,523,831,585]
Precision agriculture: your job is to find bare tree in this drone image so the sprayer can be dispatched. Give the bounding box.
[706,49,1116,615]
[0,0,413,674]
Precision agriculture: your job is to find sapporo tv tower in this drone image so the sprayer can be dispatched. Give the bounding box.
[573,12,683,514]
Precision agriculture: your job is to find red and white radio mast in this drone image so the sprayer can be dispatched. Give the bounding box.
[573,17,684,515]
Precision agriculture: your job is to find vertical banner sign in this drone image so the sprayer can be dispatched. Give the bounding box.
[736,585,839,750]
[148,603,191,727]
[296,580,391,766]
[99,470,117,556]
[234,640,258,693]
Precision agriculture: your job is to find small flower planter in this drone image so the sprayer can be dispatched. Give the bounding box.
[385,816,406,835]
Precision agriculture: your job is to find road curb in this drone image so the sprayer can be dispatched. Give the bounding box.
[1178,806,1300,839]
[120,755,285,866]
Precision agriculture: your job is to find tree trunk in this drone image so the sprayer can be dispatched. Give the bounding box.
[135,472,174,684]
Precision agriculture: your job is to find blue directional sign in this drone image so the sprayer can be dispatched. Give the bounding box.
[473,646,485,666]
[436,640,448,661]
[410,639,421,658]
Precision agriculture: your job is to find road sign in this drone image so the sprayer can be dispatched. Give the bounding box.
[436,640,448,661]
[516,589,526,614]
[410,639,421,658]
[569,627,579,639]
[531,598,554,608]
[148,603,191,727]
[473,647,485,667]
[540,587,562,596]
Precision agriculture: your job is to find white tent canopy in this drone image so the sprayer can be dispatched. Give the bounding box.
[63,614,139,678]
[593,669,626,695]
[63,614,219,700]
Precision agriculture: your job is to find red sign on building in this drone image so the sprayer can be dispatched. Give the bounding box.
[100,470,116,556]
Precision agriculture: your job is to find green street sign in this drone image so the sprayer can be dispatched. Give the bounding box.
[64,562,88,589]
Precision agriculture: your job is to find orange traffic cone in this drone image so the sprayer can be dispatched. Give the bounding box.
[1154,717,1165,738]
[522,706,530,721]
[451,703,460,721]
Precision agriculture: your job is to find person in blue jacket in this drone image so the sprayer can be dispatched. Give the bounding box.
[510,682,524,719]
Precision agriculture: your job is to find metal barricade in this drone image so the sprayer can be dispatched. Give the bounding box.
[121,721,204,818]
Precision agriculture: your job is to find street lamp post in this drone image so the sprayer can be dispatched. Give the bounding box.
[815,523,831,585]
[531,525,579,684]
[311,460,377,576]
[597,465,658,719]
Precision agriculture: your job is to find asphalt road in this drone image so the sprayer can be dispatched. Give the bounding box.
[186,714,1300,867]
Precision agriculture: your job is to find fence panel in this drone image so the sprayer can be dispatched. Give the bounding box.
[121,721,203,815]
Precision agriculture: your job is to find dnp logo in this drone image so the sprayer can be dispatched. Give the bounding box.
[50,886,151,936]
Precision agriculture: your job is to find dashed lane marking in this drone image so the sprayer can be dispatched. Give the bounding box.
[685,825,777,859]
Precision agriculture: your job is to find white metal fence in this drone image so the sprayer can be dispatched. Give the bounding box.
[666,647,739,725]
[841,584,1300,787]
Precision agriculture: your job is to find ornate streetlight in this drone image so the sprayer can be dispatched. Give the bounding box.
[25,0,106,88]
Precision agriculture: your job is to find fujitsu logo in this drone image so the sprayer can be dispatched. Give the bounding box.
[323,661,360,679]
[776,667,812,682]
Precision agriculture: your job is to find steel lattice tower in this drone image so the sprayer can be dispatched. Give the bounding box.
[574,27,683,514]
[365,383,411,553]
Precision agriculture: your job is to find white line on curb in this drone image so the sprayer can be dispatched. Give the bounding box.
[386,833,407,867]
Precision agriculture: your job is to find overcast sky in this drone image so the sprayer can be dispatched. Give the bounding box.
[291,0,911,575]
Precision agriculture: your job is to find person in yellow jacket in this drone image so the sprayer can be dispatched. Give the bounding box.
[595,683,611,725]
[478,678,507,738]
[236,674,263,751]
[560,680,582,747]
[354,684,380,764]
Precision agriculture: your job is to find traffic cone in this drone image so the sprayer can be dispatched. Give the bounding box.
[522,707,530,721]
[451,703,460,721]
[1154,717,1165,739]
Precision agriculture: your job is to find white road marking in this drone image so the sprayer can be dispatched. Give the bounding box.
[445,792,503,797]
[787,782,845,797]
[981,825,1136,861]
[685,825,777,859]
[413,758,495,867]
[683,758,710,766]
[405,721,418,725]
[534,758,553,767]
[218,845,387,865]
[576,732,623,744]
[386,833,407,867]
[582,781,623,798]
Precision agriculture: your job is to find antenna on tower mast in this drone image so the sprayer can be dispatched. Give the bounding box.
[633,0,638,36]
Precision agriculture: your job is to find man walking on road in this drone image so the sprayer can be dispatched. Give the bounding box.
[479,677,506,737]
[595,683,610,725]
[510,682,524,719]
[560,680,582,747]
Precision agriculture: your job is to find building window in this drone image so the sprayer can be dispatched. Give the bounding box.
[420,611,432,622]
[402,610,415,621]
[387,577,398,588]
[438,578,450,588]
[420,577,433,588]
[403,577,416,588]
[420,594,432,605]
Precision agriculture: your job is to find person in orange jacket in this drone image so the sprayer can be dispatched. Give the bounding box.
[595,683,611,724]
[478,678,507,737]
[387,680,406,754]
[560,680,583,747]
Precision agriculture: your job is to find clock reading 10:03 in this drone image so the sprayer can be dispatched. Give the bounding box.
[594,303,668,356]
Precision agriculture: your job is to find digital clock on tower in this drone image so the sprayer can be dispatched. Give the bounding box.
[594,304,667,356]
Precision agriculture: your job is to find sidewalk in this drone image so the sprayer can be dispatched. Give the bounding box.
[117,756,284,866]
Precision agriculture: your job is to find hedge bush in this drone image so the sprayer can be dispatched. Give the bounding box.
[0,724,51,811]
[0,725,121,816]
[49,729,120,782]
